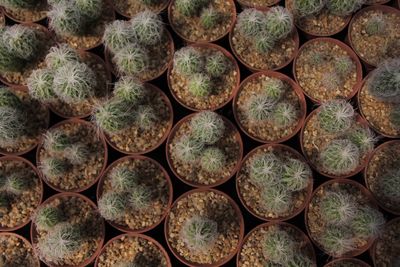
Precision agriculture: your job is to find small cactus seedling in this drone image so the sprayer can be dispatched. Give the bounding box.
[0,0,38,9]
[93,99,135,134]
[64,144,91,165]
[351,206,385,238]
[34,206,64,231]
[190,111,225,145]
[200,7,221,30]
[254,35,275,53]
[131,11,163,46]
[114,77,146,104]
[1,24,40,60]
[128,185,152,211]
[365,12,387,36]
[309,50,327,65]
[109,167,139,191]
[0,192,10,210]
[132,105,158,130]
[319,191,357,225]
[264,6,293,41]
[175,0,205,17]
[319,227,356,257]
[326,0,365,17]
[282,158,311,191]
[180,216,218,252]
[39,158,70,179]
[262,228,296,265]
[27,68,56,103]
[292,0,325,18]
[98,191,127,221]
[348,126,376,153]
[173,135,204,163]
[43,130,70,152]
[237,8,265,38]
[263,78,286,101]
[205,52,228,78]
[45,44,80,69]
[390,107,400,129]
[317,100,355,133]
[3,172,29,195]
[321,72,342,91]
[200,147,227,173]
[103,20,135,54]
[48,3,84,36]
[113,45,149,76]
[249,152,282,187]
[261,185,292,214]
[379,169,400,201]
[273,102,298,128]
[245,94,276,122]
[188,73,213,97]
[173,47,203,76]
[75,0,103,20]
[334,55,354,78]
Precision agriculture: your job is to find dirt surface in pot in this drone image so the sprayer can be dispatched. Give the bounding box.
[167,191,241,265]
[286,0,349,36]
[359,77,400,137]
[237,0,278,8]
[326,259,368,267]
[0,159,41,229]
[38,122,106,191]
[34,195,103,266]
[365,142,400,213]
[96,235,168,267]
[107,87,172,154]
[113,0,169,17]
[295,40,358,102]
[238,224,314,267]
[350,9,400,66]
[373,219,400,267]
[50,53,109,118]
[170,0,235,42]
[169,119,241,186]
[101,157,170,231]
[169,47,238,110]
[0,90,48,154]
[0,234,39,266]
[236,75,303,141]
[237,146,311,220]
[4,0,47,22]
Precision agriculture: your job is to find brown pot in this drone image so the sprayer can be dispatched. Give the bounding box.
[2,2,47,23]
[36,118,108,193]
[166,113,243,188]
[167,42,241,111]
[236,0,280,9]
[323,258,371,267]
[236,143,313,222]
[111,0,171,18]
[30,192,106,267]
[0,8,5,26]
[0,232,41,267]
[232,70,307,143]
[305,178,380,258]
[96,155,173,233]
[236,221,317,266]
[299,108,372,179]
[293,37,363,104]
[164,188,245,267]
[0,156,43,231]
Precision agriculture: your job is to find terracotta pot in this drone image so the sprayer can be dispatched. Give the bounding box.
[96,155,173,233]
[323,258,371,267]
[167,42,240,111]
[236,221,317,266]
[305,178,380,258]
[0,156,43,231]
[293,37,363,104]
[111,0,170,18]
[94,232,172,267]
[0,8,5,26]
[36,118,108,193]
[31,192,106,267]
[103,83,173,155]
[236,0,280,9]
[236,144,313,222]
[0,232,40,267]
[166,113,243,188]
[104,29,175,82]
[299,108,372,179]
[364,140,400,215]
[164,188,245,267]
[168,0,236,43]
[232,71,307,143]
[2,2,47,23]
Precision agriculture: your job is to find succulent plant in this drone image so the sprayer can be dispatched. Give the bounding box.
[351,206,385,238]
[249,152,282,187]
[43,130,70,152]
[200,147,227,173]
[365,12,387,36]
[45,44,80,69]
[0,192,10,210]
[379,169,400,201]
[131,11,163,46]
[264,6,293,41]
[180,216,218,252]
[93,99,135,134]
[109,167,139,191]
[292,0,325,18]
[64,144,90,165]
[205,51,228,78]
[98,191,127,221]
[348,126,376,153]
[309,50,327,65]
[390,107,400,129]
[273,102,298,127]
[245,94,276,122]
[2,172,29,195]
[173,47,203,76]
[321,72,342,91]
[282,158,311,191]
[114,77,146,104]
[263,78,286,101]
[128,184,152,211]
[0,40,26,72]
[320,139,360,175]
[262,228,296,265]
[237,8,265,37]
[334,55,354,78]
[39,158,69,179]
[254,35,275,53]
[48,3,84,36]
[1,25,40,60]
[0,0,38,9]
[27,68,56,103]
[326,0,365,17]
[173,135,204,163]
[261,185,292,214]
[75,0,103,20]
[200,7,221,30]
[320,227,356,257]
[113,45,149,76]
[319,191,357,225]
[190,111,225,145]
[317,100,355,133]
[103,20,135,54]
[34,206,64,231]
[188,73,213,97]
[175,0,205,17]
[132,105,158,130]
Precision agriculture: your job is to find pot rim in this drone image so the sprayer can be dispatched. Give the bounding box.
[0,232,41,267]
[111,0,170,18]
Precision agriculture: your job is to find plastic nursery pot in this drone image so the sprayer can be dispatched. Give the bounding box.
[35,118,108,193]
[323,258,371,267]
[165,113,243,188]
[94,232,172,267]
[0,232,41,267]
[305,178,380,258]
[299,108,372,179]
[167,42,241,112]
[96,155,173,233]
[232,71,307,143]
[236,0,280,9]
[292,37,363,104]
[2,1,47,23]
[111,0,171,18]
[236,144,313,222]
[164,188,245,267]
[30,192,106,267]
[0,156,43,232]
[236,221,317,266]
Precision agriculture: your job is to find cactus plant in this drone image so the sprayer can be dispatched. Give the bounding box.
[114,77,146,104]
[113,45,149,75]
[173,47,203,76]
[45,44,80,69]
[326,0,365,17]
[321,72,342,91]
[64,144,90,165]
[282,158,311,191]
[75,0,103,20]
[132,105,158,130]
[320,139,360,175]
[351,206,385,238]
[27,68,55,103]
[263,78,286,101]
[319,191,357,225]
[205,51,228,78]
[264,6,293,41]
[34,206,64,231]
[109,167,139,191]
[254,35,275,53]
[2,172,29,195]
[0,0,38,9]
[348,126,376,153]
[365,12,387,36]
[98,191,127,221]
[292,0,325,18]
[180,216,218,252]
[103,20,135,54]
[249,152,281,187]
[378,169,400,201]
[319,227,356,257]
[245,94,276,122]
[131,11,163,46]
[262,229,296,265]
[200,147,227,173]
[175,0,204,17]
[93,99,135,134]
[188,73,213,97]
[390,107,400,129]
[200,7,221,30]
[334,55,354,78]
[128,185,152,211]
[0,192,9,210]
[39,158,70,179]
[237,8,265,37]
[43,130,70,152]
[273,102,298,127]
[261,185,292,214]
[173,135,204,163]
[190,111,225,145]
[317,100,355,133]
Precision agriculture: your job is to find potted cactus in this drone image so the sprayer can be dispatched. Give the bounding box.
[286,0,364,37]
[95,233,171,267]
[348,5,400,69]
[0,0,47,23]
[0,156,43,231]
[0,232,40,266]
[300,100,376,178]
[112,0,170,18]
[168,44,240,111]
[0,23,53,89]
[0,87,49,155]
[103,10,174,81]
[168,0,236,43]
[165,188,244,266]
[293,38,362,103]
[93,78,173,154]
[358,58,400,137]
[233,71,306,143]
[166,111,243,187]
[236,144,313,221]
[324,258,371,267]
[27,44,111,119]
[364,140,400,215]
[237,222,316,266]
[97,155,173,233]
[370,218,400,267]
[306,179,385,257]
[230,6,299,72]
[36,119,107,192]
[236,0,280,9]
[31,192,105,267]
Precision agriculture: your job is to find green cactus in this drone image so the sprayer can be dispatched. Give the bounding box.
[113,45,149,76]
[128,184,152,211]
[326,0,365,17]
[1,25,40,60]
[48,3,84,36]
[262,228,296,265]
[43,130,70,152]
[200,7,221,30]
[254,35,275,53]
[98,191,127,221]
[320,139,360,175]
[27,68,56,103]
[379,169,400,201]
[273,102,298,128]
[292,0,325,18]
[180,216,218,252]
[75,0,103,20]
[264,6,293,41]
[237,8,265,38]
[0,192,10,210]
[390,107,400,129]
[320,227,356,257]
[317,100,355,133]
[321,72,342,91]
[132,105,158,130]
[190,111,225,145]
[347,126,376,153]
[263,78,286,101]
[188,73,213,97]
[93,99,135,134]
[114,77,146,104]
[319,191,357,225]
[0,40,26,72]
[173,135,204,163]
[175,0,205,17]
[3,172,29,195]
[205,51,228,78]
[282,158,311,191]
[365,12,387,36]
[261,185,292,215]
[249,152,282,187]
[64,144,90,165]
[45,44,80,69]
[309,50,327,65]
[0,0,38,9]
[103,20,136,54]
[200,147,226,173]
[39,158,69,179]
[131,11,163,46]
[334,55,354,78]
[351,206,385,238]
[245,94,276,122]
[173,47,203,76]
[34,206,64,232]
[109,167,139,191]
[0,88,21,108]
